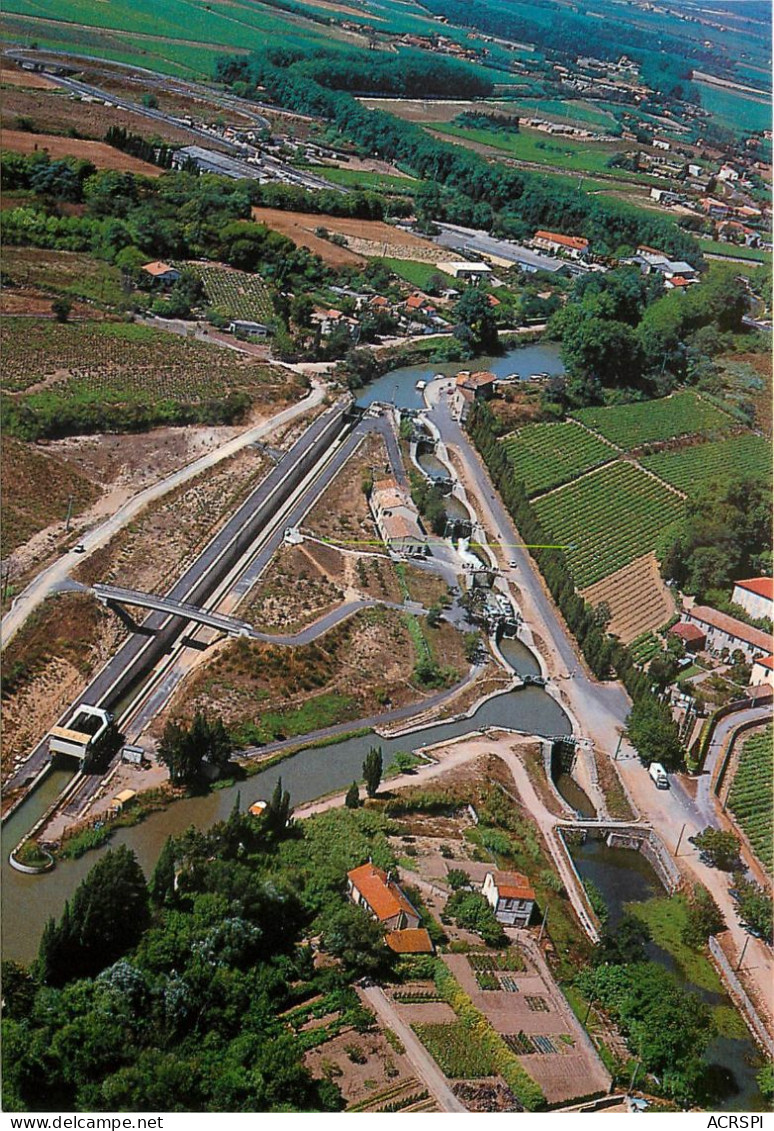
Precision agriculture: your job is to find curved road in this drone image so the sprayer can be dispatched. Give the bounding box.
[1,381,325,647]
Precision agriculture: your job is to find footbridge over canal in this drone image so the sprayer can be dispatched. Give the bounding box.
[93,584,254,637]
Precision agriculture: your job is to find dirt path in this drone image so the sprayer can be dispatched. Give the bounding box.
[2,381,325,647]
[359,984,467,1112]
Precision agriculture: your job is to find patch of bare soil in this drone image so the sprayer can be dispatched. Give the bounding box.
[252,208,439,266]
[157,606,422,738]
[242,542,346,632]
[1,129,161,175]
[453,1079,522,1112]
[1,593,126,781]
[303,431,391,547]
[580,552,673,644]
[304,1025,428,1111]
[72,448,268,594]
[0,291,97,318]
[1,63,57,89]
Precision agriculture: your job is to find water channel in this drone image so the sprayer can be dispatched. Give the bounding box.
[571,839,767,1110]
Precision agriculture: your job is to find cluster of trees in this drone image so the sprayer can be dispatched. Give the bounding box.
[444,889,505,946]
[285,45,493,99]
[3,799,413,1112]
[158,711,234,787]
[410,472,448,536]
[468,400,684,769]
[546,266,747,407]
[657,478,772,596]
[104,126,174,169]
[214,50,702,264]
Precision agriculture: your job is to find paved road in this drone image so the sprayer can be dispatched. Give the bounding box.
[359,985,466,1112]
[2,381,325,647]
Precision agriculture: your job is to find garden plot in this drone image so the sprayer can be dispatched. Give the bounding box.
[533,462,685,589]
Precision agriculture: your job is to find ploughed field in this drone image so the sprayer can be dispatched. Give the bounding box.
[0,128,161,175]
[727,724,773,876]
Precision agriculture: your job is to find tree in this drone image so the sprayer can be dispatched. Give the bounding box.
[689,827,741,872]
[149,836,177,907]
[682,884,725,947]
[51,296,72,323]
[426,604,443,628]
[37,846,150,986]
[344,781,360,809]
[595,913,651,965]
[453,287,499,353]
[362,746,383,798]
[445,890,505,946]
[730,873,772,938]
[264,777,293,837]
[626,695,684,770]
[157,712,233,786]
[321,903,393,977]
[446,868,471,891]
[392,751,417,774]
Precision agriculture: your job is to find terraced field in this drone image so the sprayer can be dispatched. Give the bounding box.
[580,553,674,644]
[572,392,734,451]
[533,462,685,588]
[178,262,274,323]
[727,724,773,875]
[501,421,615,497]
[641,434,772,497]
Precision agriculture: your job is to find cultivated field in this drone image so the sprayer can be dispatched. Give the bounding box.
[572,392,734,451]
[251,207,443,266]
[533,462,685,588]
[178,262,274,323]
[641,433,772,497]
[2,247,130,308]
[727,724,773,876]
[580,553,675,644]
[0,62,57,89]
[501,421,615,497]
[0,129,161,175]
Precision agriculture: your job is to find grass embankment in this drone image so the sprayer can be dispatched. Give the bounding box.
[626,894,748,1039]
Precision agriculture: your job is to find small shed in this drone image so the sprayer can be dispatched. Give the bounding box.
[121,744,146,765]
[109,789,136,815]
[669,622,706,652]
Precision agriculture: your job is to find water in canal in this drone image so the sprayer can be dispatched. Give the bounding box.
[357,341,565,412]
[571,838,767,1111]
[2,683,570,964]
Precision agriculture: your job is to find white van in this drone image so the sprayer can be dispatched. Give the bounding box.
[649,762,669,789]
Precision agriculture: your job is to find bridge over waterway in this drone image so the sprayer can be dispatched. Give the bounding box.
[92,584,254,637]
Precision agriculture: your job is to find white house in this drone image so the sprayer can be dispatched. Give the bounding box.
[731,578,773,623]
[482,870,536,927]
[347,862,421,930]
[370,481,428,558]
[436,260,492,283]
[682,605,773,664]
[750,655,774,687]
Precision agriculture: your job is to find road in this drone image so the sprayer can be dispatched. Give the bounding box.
[2,381,325,647]
[359,985,466,1112]
[425,378,774,1027]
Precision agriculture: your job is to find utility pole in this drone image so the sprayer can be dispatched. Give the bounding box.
[538,903,549,944]
[65,492,74,533]
[613,732,623,760]
[674,822,687,857]
[736,935,751,972]
[626,1059,642,1095]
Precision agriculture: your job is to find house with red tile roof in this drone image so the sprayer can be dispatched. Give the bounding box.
[731,578,773,623]
[141,261,180,285]
[669,622,706,651]
[682,605,773,664]
[532,230,589,259]
[386,927,434,954]
[346,862,421,931]
[482,870,536,927]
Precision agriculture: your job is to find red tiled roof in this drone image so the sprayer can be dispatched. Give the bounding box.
[755,655,774,670]
[534,230,589,251]
[386,928,434,954]
[491,870,535,901]
[456,370,496,390]
[688,607,773,652]
[347,863,418,922]
[670,623,706,642]
[734,578,773,601]
[142,261,177,276]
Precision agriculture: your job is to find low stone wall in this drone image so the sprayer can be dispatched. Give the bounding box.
[708,935,774,1057]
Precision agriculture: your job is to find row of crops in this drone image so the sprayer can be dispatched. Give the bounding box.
[572,391,734,451]
[533,462,685,588]
[500,421,615,497]
[0,319,280,400]
[727,724,773,875]
[179,262,274,323]
[640,433,772,497]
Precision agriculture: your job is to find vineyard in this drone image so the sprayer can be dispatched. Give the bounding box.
[640,434,772,497]
[533,462,685,588]
[572,391,734,450]
[501,421,615,497]
[580,553,675,644]
[727,724,773,875]
[1,319,296,438]
[178,262,274,323]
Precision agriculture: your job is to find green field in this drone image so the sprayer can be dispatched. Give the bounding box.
[533,461,685,587]
[728,725,773,875]
[641,434,772,497]
[179,262,274,323]
[696,81,772,136]
[434,122,632,176]
[698,239,771,264]
[378,258,454,289]
[302,166,419,192]
[572,392,735,451]
[501,420,616,497]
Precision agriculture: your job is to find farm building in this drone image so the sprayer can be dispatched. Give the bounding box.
[482,870,536,927]
[681,605,773,664]
[731,578,773,623]
[141,261,180,285]
[532,231,590,260]
[750,655,774,687]
[346,862,422,931]
[385,927,434,954]
[370,481,428,558]
[454,370,496,421]
[669,622,706,652]
[435,260,492,283]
